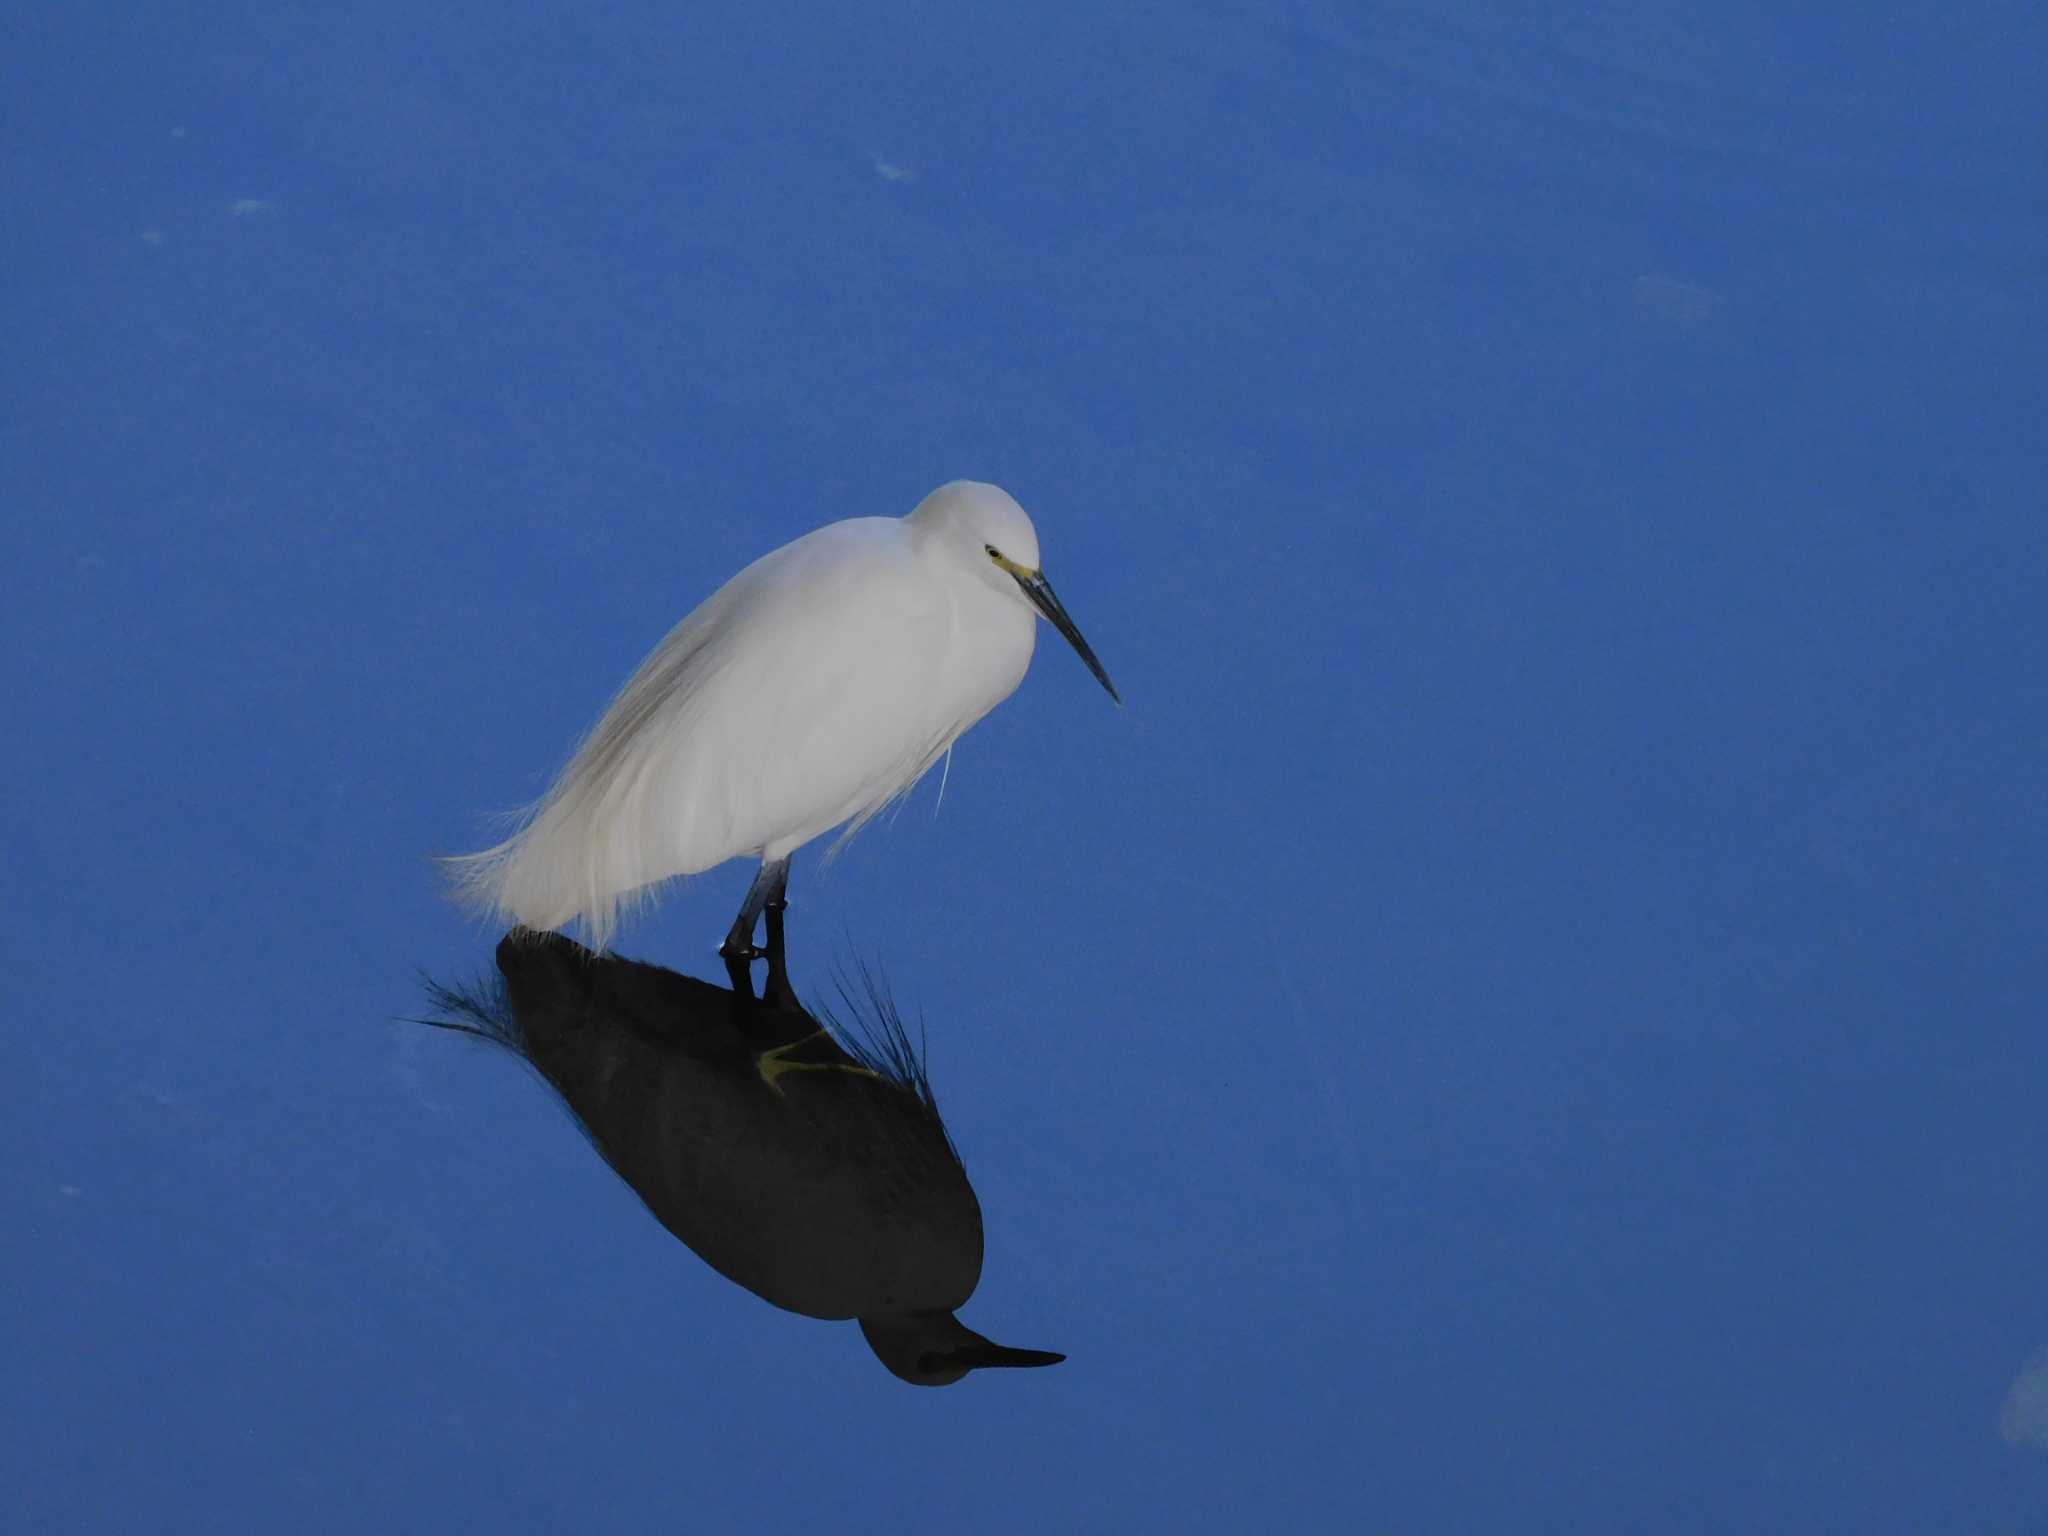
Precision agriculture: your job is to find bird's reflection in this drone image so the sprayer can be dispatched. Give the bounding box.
[423,931,1063,1386]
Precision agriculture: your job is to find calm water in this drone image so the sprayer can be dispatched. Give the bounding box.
[6,3,2045,1529]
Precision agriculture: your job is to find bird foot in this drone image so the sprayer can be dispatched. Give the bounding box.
[723,887,792,1005]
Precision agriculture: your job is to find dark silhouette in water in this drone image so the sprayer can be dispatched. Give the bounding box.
[421,930,1064,1386]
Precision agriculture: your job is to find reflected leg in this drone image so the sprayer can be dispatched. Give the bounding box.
[762,888,796,1012]
[721,944,757,1001]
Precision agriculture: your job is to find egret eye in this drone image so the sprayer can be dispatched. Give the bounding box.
[984,544,1001,561]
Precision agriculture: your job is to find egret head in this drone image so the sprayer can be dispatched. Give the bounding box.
[858,1311,1066,1388]
[909,479,1042,572]
[908,480,1121,704]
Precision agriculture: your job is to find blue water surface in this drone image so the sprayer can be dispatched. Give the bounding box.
[5,3,2045,1530]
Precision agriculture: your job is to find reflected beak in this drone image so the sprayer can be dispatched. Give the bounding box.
[956,1343,1067,1371]
[1011,568,1121,705]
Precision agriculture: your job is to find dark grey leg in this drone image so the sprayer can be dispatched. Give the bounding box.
[719,857,791,972]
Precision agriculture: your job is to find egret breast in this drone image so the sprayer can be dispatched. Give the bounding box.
[649,521,1036,866]
[749,544,1038,860]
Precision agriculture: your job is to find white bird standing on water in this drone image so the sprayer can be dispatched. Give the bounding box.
[448,480,1119,973]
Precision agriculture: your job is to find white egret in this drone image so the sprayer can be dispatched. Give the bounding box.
[447,480,1118,975]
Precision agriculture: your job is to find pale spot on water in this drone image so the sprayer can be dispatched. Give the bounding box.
[1998,1349,2048,1449]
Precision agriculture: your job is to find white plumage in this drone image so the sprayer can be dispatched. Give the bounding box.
[447,480,1117,953]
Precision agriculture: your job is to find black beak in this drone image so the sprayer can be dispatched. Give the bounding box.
[1013,569,1121,705]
